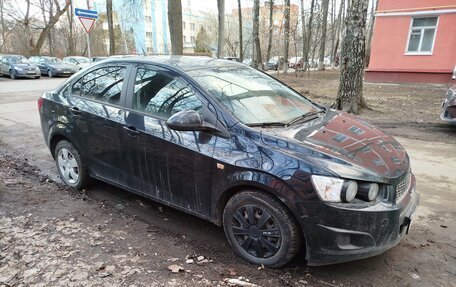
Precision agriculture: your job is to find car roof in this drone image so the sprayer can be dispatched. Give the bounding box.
[102,56,244,73]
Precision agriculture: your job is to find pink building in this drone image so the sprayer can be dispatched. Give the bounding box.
[365,0,456,84]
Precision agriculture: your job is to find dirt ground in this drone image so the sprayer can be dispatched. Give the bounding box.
[0,75,455,287]
[275,71,456,144]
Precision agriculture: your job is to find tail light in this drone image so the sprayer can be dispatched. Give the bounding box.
[38,97,44,111]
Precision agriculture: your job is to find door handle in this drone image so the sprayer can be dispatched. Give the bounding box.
[123,125,140,136]
[69,106,81,115]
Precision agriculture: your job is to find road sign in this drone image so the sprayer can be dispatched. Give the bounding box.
[78,17,96,33]
[75,8,98,19]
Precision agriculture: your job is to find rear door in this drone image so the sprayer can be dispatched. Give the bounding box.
[67,65,130,183]
[120,65,216,216]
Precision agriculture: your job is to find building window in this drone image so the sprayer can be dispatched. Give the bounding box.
[190,36,195,43]
[146,32,153,39]
[190,23,195,31]
[406,17,438,54]
[183,22,186,30]
[183,36,187,43]
[145,16,152,23]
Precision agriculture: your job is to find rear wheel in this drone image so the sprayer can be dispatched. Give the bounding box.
[54,140,90,190]
[223,190,302,268]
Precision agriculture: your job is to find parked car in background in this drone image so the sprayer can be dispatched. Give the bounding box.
[441,85,456,125]
[63,56,91,69]
[225,57,240,62]
[91,57,107,62]
[242,58,252,66]
[265,56,286,71]
[38,56,419,267]
[289,57,303,69]
[0,54,40,79]
[30,56,79,78]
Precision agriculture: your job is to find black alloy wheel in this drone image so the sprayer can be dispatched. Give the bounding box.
[223,190,302,268]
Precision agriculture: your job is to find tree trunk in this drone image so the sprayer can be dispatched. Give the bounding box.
[304,0,316,71]
[30,0,70,56]
[266,0,274,63]
[48,0,54,56]
[252,0,261,68]
[237,0,243,61]
[332,0,345,68]
[217,0,225,58]
[318,0,330,71]
[168,0,183,55]
[106,0,115,55]
[0,0,6,52]
[282,0,290,74]
[300,0,306,69]
[333,0,369,114]
[365,0,378,67]
[67,1,75,56]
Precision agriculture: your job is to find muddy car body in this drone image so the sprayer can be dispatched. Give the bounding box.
[38,56,419,267]
[441,86,456,125]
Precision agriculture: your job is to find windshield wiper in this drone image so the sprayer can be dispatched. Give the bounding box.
[247,121,287,127]
[286,109,326,127]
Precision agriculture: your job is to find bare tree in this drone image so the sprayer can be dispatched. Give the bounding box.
[237,0,243,61]
[304,0,316,71]
[66,0,75,55]
[365,0,378,67]
[282,0,290,74]
[333,0,369,113]
[168,0,183,55]
[30,0,71,55]
[252,0,262,68]
[106,0,115,55]
[217,0,225,58]
[331,0,345,68]
[300,0,306,68]
[318,0,330,70]
[266,0,273,63]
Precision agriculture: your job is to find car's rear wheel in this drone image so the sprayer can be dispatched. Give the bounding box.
[48,69,54,78]
[223,190,302,268]
[9,70,16,79]
[54,140,89,190]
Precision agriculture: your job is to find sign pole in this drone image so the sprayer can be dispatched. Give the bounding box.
[86,0,92,58]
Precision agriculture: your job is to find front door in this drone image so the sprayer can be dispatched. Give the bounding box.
[120,66,215,216]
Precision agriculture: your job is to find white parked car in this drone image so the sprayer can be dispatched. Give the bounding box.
[63,56,91,69]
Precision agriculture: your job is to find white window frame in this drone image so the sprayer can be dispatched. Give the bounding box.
[405,16,439,56]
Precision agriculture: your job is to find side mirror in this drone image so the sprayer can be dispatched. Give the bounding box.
[166,110,230,138]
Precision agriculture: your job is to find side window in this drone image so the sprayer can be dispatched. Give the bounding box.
[72,66,126,105]
[132,67,203,119]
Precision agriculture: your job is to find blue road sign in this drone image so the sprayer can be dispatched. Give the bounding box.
[75,8,98,19]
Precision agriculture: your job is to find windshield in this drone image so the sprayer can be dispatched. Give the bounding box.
[188,64,319,125]
[9,56,30,64]
[75,57,90,63]
[47,57,63,63]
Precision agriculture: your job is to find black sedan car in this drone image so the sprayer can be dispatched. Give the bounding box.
[38,56,419,267]
[30,56,79,77]
[0,54,41,79]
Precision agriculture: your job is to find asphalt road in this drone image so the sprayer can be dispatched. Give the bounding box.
[0,76,455,286]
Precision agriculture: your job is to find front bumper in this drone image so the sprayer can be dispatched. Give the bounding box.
[53,70,76,77]
[441,98,456,125]
[15,70,40,78]
[299,175,420,266]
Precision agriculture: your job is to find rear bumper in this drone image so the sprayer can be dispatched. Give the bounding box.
[299,177,420,266]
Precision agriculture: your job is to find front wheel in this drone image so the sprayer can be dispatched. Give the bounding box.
[48,69,54,78]
[9,70,17,79]
[223,190,302,268]
[54,140,90,190]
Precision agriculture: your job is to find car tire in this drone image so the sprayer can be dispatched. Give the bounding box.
[9,70,16,79]
[35,76,41,79]
[223,190,302,268]
[54,140,90,190]
[48,69,54,78]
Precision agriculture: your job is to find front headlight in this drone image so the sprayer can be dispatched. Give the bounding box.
[311,175,358,203]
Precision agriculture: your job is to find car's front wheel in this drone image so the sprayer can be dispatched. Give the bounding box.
[223,190,302,268]
[54,140,90,190]
[9,70,17,79]
[48,69,54,78]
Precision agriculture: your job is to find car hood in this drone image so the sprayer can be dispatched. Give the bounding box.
[13,63,37,69]
[260,110,409,182]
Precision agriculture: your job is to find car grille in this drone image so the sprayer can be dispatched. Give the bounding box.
[396,172,411,200]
